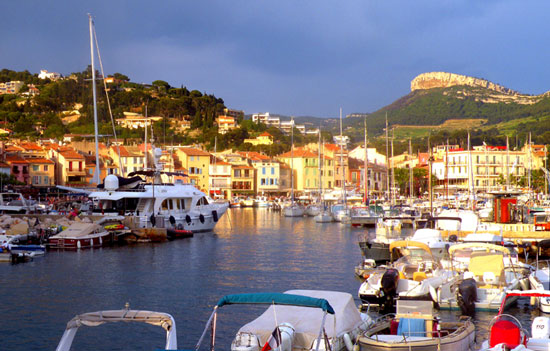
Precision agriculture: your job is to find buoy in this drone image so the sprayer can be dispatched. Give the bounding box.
[343,333,353,351]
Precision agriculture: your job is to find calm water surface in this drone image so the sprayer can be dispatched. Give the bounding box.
[0,209,539,350]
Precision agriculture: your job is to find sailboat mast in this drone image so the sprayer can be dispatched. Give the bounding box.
[391,128,395,205]
[89,14,100,184]
[318,126,322,203]
[290,116,294,203]
[364,116,368,205]
[340,108,347,210]
[385,113,390,200]
[409,138,413,202]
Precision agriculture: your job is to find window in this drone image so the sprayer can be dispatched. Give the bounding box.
[69,162,73,171]
[32,165,39,171]
[262,168,266,175]
[44,165,48,171]
[261,178,265,185]
[161,200,169,211]
[190,156,194,161]
[44,176,49,184]
[271,167,275,175]
[79,162,82,171]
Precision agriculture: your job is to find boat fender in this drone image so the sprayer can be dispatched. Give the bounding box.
[150,215,156,227]
[177,223,183,230]
[185,215,191,224]
[343,333,353,351]
[212,210,218,222]
[99,237,102,245]
[199,214,205,223]
[169,216,176,226]
[77,240,81,249]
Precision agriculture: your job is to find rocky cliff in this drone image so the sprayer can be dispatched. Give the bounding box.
[411,72,518,95]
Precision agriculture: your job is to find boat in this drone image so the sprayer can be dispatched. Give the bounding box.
[314,207,333,223]
[195,290,373,351]
[350,206,380,227]
[358,240,457,313]
[437,243,524,314]
[55,303,177,351]
[528,239,550,312]
[48,222,113,249]
[479,290,550,351]
[241,197,255,208]
[0,192,40,214]
[357,300,475,351]
[305,203,323,217]
[283,117,304,218]
[254,195,270,208]
[9,244,46,256]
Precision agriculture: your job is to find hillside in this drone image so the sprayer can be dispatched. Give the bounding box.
[346,72,550,140]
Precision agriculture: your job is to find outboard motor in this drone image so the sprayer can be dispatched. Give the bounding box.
[380,268,400,313]
[457,275,477,317]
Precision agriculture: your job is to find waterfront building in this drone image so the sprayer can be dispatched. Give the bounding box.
[431,143,547,193]
[231,164,255,196]
[109,146,144,176]
[27,158,55,187]
[47,146,87,186]
[348,146,386,166]
[174,147,211,192]
[5,156,30,184]
[243,132,274,146]
[209,157,232,199]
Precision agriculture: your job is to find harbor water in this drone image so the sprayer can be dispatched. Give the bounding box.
[0,208,539,350]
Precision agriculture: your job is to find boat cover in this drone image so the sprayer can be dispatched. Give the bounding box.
[97,175,143,189]
[236,290,363,350]
[50,223,103,239]
[56,309,177,351]
[217,292,334,314]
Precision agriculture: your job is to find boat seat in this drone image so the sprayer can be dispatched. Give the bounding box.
[413,272,427,282]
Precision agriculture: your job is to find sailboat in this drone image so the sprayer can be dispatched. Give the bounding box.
[314,137,334,223]
[306,127,324,217]
[332,108,351,222]
[283,117,305,217]
[84,15,228,233]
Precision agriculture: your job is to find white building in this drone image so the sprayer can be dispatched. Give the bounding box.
[349,146,387,166]
[38,70,61,80]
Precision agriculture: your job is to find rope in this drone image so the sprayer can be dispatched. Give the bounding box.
[92,23,123,176]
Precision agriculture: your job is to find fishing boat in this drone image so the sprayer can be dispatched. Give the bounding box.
[357,300,475,351]
[55,303,177,351]
[358,241,457,312]
[437,243,524,314]
[479,290,550,351]
[195,290,373,351]
[48,222,113,249]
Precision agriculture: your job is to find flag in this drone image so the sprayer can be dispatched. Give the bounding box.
[261,327,282,351]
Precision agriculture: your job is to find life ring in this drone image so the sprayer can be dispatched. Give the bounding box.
[185,215,192,224]
[199,214,205,223]
[212,210,218,222]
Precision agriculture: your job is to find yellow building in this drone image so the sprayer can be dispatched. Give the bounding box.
[47,146,87,185]
[277,148,322,193]
[243,132,274,146]
[175,147,211,192]
[27,158,55,187]
[109,146,145,176]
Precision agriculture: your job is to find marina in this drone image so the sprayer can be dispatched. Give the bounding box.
[1,207,549,350]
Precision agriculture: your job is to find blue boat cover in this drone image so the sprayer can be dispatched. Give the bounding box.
[216,293,335,314]
[397,318,426,337]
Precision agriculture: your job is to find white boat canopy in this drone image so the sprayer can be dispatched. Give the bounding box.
[55,308,177,351]
[237,290,364,349]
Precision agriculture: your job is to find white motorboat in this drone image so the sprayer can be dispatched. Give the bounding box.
[437,243,524,314]
[0,192,39,214]
[350,206,380,227]
[305,203,323,217]
[55,304,177,351]
[331,204,351,222]
[527,239,550,313]
[196,290,372,351]
[358,240,457,313]
[357,300,476,351]
[479,290,550,351]
[88,174,228,233]
[254,196,270,208]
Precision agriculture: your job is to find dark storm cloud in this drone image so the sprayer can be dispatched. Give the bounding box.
[1,1,550,116]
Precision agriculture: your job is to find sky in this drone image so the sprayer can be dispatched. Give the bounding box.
[2,1,550,117]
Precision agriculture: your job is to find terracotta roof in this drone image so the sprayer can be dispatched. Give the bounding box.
[259,132,272,137]
[19,142,43,151]
[5,145,24,152]
[5,156,29,164]
[278,149,317,158]
[237,151,271,161]
[59,147,85,159]
[0,162,10,168]
[324,144,339,151]
[25,158,54,164]
[179,147,211,156]
[233,165,254,169]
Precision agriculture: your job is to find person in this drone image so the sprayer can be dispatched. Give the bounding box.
[68,207,78,219]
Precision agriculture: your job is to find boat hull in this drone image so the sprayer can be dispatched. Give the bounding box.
[48,234,113,249]
[359,241,390,263]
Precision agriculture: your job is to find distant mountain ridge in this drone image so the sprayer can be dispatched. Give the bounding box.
[411,72,519,95]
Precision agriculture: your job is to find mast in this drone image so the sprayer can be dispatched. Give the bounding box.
[89,14,100,184]
[409,138,413,203]
[364,116,368,205]
[318,126,322,203]
[339,108,347,210]
[144,104,148,172]
[428,134,433,215]
[391,128,395,205]
[506,136,510,190]
[445,138,449,201]
[290,116,294,203]
[385,113,390,200]
[528,132,532,198]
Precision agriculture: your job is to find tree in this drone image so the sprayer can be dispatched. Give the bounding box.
[113,73,129,81]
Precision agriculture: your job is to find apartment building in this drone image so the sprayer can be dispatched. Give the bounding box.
[0,81,24,95]
[216,115,237,134]
[175,147,211,191]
